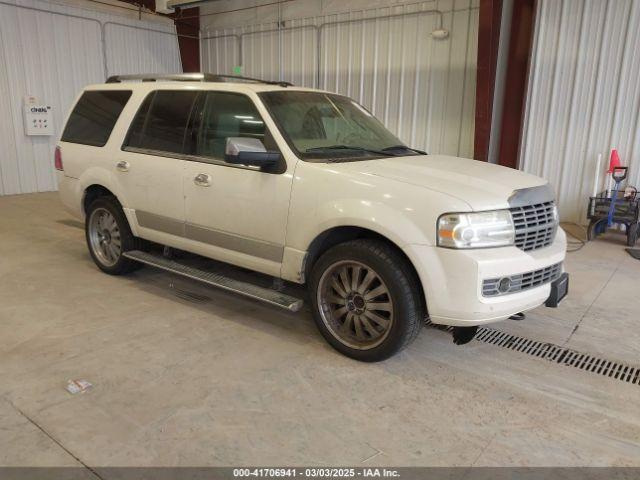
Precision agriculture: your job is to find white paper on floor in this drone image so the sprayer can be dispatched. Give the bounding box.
[65,379,93,395]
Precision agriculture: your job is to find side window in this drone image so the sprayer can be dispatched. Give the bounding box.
[195,92,277,161]
[61,90,132,146]
[125,92,154,149]
[125,90,198,154]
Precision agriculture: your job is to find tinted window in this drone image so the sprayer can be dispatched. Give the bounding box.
[125,92,153,149]
[61,90,132,146]
[126,90,198,154]
[195,92,277,160]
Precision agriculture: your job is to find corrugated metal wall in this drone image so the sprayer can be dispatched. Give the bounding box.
[0,0,181,196]
[201,0,479,157]
[104,22,181,75]
[520,0,640,222]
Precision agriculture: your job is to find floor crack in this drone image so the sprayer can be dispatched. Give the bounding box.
[469,432,497,468]
[10,401,104,480]
[562,263,620,346]
[361,443,384,463]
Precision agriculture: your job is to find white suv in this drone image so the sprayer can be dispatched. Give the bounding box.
[56,73,568,361]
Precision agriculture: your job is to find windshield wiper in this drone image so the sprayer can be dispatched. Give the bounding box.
[305,145,395,157]
[381,145,427,155]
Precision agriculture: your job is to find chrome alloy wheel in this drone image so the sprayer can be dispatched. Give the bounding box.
[317,260,394,350]
[88,207,122,267]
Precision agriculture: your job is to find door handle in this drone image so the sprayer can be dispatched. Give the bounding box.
[194,173,212,187]
[116,160,130,172]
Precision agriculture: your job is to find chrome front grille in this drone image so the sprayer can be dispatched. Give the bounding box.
[510,201,557,251]
[482,262,563,297]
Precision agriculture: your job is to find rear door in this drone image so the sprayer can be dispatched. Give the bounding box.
[118,89,198,242]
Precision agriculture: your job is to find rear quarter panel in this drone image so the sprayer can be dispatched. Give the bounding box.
[57,86,149,214]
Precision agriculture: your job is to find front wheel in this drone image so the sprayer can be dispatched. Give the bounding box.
[85,196,141,275]
[309,239,423,362]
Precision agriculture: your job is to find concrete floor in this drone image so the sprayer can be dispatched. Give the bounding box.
[1,192,639,467]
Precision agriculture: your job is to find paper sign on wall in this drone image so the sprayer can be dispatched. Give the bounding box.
[23,96,53,136]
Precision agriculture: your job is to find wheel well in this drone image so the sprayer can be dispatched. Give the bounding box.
[83,185,116,215]
[304,226,426,310]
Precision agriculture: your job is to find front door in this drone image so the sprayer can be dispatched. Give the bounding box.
[182,91,293,276]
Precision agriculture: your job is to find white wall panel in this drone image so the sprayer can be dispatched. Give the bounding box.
[241,22,318,87]
[201,0,479,157]
[105,22,181,75]
[200,29,240,77]
[0,0,181,196]
[520,0,640,222]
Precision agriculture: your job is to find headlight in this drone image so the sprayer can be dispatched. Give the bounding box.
[437,210,515,249]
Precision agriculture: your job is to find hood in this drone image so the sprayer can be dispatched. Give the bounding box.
[336,154,550,211]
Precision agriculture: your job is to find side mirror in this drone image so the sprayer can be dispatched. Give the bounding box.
[224,137,281,169]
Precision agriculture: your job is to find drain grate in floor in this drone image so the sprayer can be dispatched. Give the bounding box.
[427,321,640,386]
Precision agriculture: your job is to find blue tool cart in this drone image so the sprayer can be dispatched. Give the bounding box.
[587,167,639,246]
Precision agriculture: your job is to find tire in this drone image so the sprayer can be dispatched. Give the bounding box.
[308,239,424,362]
[85,196,141,275]
[587,219,606,241]
[627,223,639,247]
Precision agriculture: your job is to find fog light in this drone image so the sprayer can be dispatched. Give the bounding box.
[498,277,511,293]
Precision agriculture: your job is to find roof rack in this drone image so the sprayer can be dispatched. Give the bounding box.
[213,74,293,87]
[105,73,293,87]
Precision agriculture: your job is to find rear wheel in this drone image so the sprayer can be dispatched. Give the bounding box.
[627,223,639,247]
[309,239,423,361]
[85,196,141,275]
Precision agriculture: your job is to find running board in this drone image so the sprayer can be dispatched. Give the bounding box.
[123,250,304,312]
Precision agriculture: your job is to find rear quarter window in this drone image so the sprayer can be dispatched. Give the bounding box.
[61,90,132,147]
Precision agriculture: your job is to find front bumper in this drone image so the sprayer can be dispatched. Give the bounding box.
[405,228,567,326]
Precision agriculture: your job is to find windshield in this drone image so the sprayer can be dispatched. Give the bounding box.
[259,91,424,162]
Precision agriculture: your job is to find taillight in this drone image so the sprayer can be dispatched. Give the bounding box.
[54,146,63,171]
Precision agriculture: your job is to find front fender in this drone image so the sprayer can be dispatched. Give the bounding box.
[302,199,432,250]
[286,161,472,252]
[280,161,472,283]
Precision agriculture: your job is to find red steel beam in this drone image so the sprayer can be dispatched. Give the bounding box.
[497,0,536,168]
[173,7,200,72]
[474,0,503,162]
